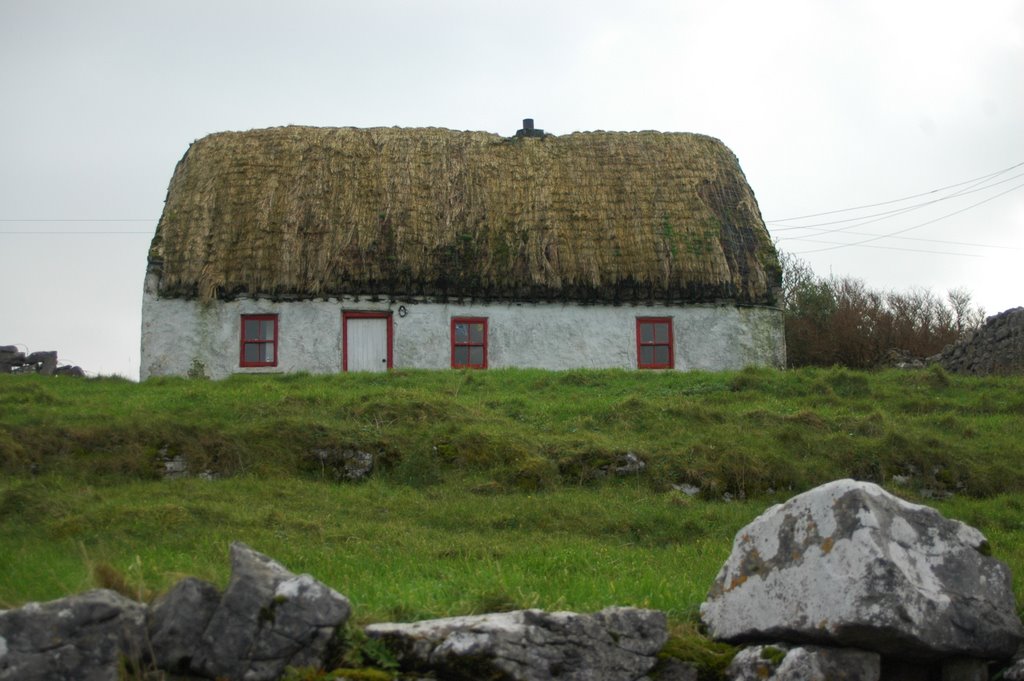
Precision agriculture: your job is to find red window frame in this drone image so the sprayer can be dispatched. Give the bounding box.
[451,317,488,369]
[636,317,674,369]
[240,314,278,368]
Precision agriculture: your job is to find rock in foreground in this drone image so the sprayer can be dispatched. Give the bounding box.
[0,589,146,681]
[701,479,1023,660]
[189,541,351,681]
[366,606,667,681]
[147,576,221,673]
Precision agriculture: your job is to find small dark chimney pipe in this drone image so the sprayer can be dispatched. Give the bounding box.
[515,118,544,138]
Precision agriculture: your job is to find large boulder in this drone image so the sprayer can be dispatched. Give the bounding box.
[147,577,221,673]
[0,589,147,681]
[366,606,667,681]
[189,542,351,681]
[701,479,1023,660]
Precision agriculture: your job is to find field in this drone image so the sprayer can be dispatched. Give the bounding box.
[3,366,1024,673]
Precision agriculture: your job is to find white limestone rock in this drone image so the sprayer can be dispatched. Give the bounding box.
[189,542,351,681]
[701,479,1023,660]
[366,606,667,681]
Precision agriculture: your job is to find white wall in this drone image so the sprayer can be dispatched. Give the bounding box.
[141,285,785,379]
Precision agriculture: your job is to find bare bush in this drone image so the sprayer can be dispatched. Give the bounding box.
[779,252,984,368]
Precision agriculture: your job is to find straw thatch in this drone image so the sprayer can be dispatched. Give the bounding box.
[148,125,780,304]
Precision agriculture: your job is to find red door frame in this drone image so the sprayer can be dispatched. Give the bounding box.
[342,311,393,372]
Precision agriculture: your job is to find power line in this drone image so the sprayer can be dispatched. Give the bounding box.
[777,216,1022,254]
[765,160,1024,223]
[791,180,1024,255]
[0,218,156,234]
[776,229,1023,250]
[769,170,1024,231]
[780,237,985,258]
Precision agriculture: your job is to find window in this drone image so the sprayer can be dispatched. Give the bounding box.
[637,317,673,369]
[451,317,488,368]
[240,314,278,367]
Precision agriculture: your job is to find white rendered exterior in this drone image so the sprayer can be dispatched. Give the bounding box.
[140,278,785,379]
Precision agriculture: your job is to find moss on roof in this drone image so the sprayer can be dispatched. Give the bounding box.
[148,125,780,304]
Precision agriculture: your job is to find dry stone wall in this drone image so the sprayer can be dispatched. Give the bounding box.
[934,307,1024,375]
[0,345,83,376]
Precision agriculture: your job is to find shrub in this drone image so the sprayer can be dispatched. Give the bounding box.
[779,252,984,368]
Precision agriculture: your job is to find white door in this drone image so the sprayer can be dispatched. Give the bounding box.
[345,315,390,372]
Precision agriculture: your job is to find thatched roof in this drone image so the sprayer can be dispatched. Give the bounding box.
[148,125,780,304]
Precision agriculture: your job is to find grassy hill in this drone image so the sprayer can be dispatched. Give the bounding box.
[2,367,1024,675]
[3,365,1024,495]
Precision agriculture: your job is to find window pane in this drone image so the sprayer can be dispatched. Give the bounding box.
[654,346,670,365]
[244,343,260,363]
[454,346,469,365]
[469,346,484,366]
[654,323,669,344]
[261,343,275,363]
[454,323,468,343]
[640,346,654,365]
[261,320,276,340]
[469,323,484,344]
[244,319,260,340]
[640,323,653,343]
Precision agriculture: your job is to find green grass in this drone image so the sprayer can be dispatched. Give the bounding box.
[3,365,1024,497]
[2,367,1024,676]
[6,476,1022,618]
[4,476,1024,681]
[0,475,755,618]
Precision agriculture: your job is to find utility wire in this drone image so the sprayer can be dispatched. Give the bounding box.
[0,218,156,234]
[777,230,1022,250]
[766,160,1024,223]
[781,237,985,258]
[791,180,1024,255]
[770,170,1024,231]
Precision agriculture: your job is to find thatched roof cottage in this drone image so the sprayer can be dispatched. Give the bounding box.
[141,122,784,378]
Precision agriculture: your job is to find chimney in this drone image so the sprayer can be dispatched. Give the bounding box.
[515,118,545,138]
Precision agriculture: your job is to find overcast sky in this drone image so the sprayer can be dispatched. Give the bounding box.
[1,0,1021,378]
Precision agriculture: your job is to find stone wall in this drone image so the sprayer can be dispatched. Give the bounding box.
[0,346,83,376]
[933,307,1024,375]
